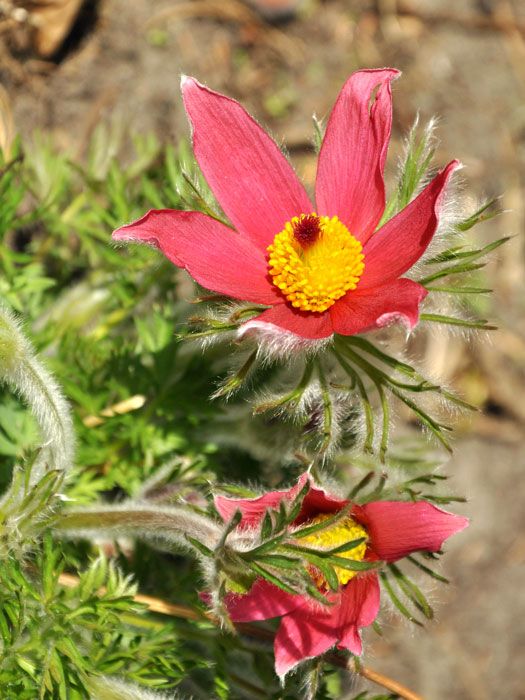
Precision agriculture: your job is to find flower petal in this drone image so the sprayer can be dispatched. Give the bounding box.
[359,160,460,288]
[298,480,348,522]
[357,501,469,562]
[182,77,313,250]
[330,278,428,336]
[214,474,308,528]
[243,303,334,340]
[273,573,380,677]
[112,209,278,305]
[274,605,337,678]
[224,580,306,622]
[337,573,380,654]
[315,69,400,243]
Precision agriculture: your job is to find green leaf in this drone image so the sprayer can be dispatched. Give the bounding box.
[273,500,289,534]
[260,510,273,541]
[406,554,449,584]
[185,536,214,558]
[344,336,417,378]
[455,199,502,231]
[419,261,486,285]
[348,471,375,499]
[255,554,300,570]
[334,348,375,452]
[246,561,299,595]
[390,388,453,453]
[286,479,311,524]
[55,637,88,670]
[16,655,38,677]
[292,505,352,539]
[216,509,243,550]
[305,584,333,607]
[42,531,62,601]
[243,532,286,558]
[320,556,380,573]
[312,115,325,153]
[301,553,339,592]
[327,537,367,555]
[379,117,436,225]
[419,313,497,330]
[427,235,507,267]
[380,571,423,626]
[0,609,12,646]
[388,563,434,619]
[424,285,492,294]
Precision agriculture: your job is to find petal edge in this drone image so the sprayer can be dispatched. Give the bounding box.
[224,580,306,622]
[358,500,469,562]
[113,209,278,305]
[330,278,428,336]
[316,68,400,243]
[360,160,461,288]
[182,77,313,250]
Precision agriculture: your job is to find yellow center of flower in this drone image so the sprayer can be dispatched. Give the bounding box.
[267,214,365,313]
[298,514,368,586]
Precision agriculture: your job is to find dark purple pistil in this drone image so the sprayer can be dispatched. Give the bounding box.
[293,215,321,247]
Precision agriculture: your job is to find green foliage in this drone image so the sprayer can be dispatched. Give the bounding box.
[0,131,237,497]
[0,540,193,699]
[379,115,436,226]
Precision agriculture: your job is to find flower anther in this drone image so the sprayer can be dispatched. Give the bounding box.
[267,214,365,313]
[297,513,368,586]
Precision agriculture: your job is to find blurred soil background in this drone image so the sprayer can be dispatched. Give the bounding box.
[1,0,524,698]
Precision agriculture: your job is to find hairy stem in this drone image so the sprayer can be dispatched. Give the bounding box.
[0,305,74,477]
[55,505,222,550]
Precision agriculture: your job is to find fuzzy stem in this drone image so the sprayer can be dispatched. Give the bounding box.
[86,674,182,700]
[55,505,222,550]
[254,358,314,414]
[314,358,333,455]
[213,348,258,398]
[0,305,74,478]
[331,346,375,452]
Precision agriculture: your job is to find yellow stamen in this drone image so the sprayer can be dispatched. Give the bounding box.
[298,513,368,586]
[267,214,365,313]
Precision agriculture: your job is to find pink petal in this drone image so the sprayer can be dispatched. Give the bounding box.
[214,474,309,528]
[216,472,351,528]
[273,573,380,676]
[298,481,348,522]
[315,69,400,244]
[357,501,469,562]
[243,303,334,339]
[359,160,460,288]
[224,580,306,622]
[112,209,278,305]
[330,278,428,336]
[274,605,338,678]
[182,77,313,250]
[337,573,381,654]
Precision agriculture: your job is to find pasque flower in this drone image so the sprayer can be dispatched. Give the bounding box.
[215,473,467,677]
[113,69,459,340]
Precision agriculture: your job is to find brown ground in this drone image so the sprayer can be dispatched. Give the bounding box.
[1,1,524,698]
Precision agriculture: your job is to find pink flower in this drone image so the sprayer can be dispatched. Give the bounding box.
[215,473,467,677]
[113,69,459,340]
